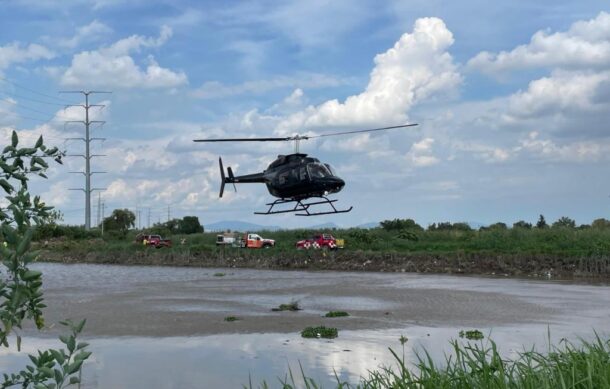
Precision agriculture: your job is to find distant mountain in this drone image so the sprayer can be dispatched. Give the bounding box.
[356,222,380,229]
[306,222,341,230]
[205,220,281,232]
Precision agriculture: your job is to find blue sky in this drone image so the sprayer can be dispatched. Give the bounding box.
[1,0,609,228]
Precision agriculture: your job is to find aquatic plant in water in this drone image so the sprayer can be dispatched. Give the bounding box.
[272,300,301,311]
[459,329,484,340]
[325,311,350,317]
[301,326,338,339]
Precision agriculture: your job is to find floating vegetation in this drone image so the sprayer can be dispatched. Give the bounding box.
[324,311,349,317]
[213,272,226,277]
[271,300,301,312]
[224,316,238,322]
[301,326,338,339]
[459,329,484,340]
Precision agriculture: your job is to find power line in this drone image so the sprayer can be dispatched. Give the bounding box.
[0,90,70,107]
[0,76,73,103]
[63,90,112,230]
[0,98,73,120]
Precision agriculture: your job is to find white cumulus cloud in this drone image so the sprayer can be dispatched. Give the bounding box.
[276,17,462,132]
[468,11,610,75]
[0,42,54,72]
[59,26,187,89]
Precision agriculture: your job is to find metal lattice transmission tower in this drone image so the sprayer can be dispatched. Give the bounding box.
[62,90,111,230]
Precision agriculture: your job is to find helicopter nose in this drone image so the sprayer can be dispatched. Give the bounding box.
[326,176,345,193]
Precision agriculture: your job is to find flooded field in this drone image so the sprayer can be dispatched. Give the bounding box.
[1,263,609,388]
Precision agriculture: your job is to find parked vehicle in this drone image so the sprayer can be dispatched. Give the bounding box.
[216,233,236,246]
[296,233,344,250]
[135,234,172,248]
[241,233,275,249]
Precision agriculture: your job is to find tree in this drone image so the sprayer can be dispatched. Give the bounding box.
[552,216,576,229]
[592,218,610,229]
[481,222,508,231]
[0,131,90,387]
[380,218,423,231]
[103,209,135,236]
[536,215,548,229]
[513,220,532,229]
[428,222,471,232]
[179,216,204,234]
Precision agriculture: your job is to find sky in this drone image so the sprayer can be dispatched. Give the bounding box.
[0,0,609,228]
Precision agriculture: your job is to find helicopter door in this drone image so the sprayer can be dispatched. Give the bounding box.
[299,167,308,182]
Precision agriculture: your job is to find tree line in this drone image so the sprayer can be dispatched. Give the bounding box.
[34,208,204,240]
[380,215,610,232]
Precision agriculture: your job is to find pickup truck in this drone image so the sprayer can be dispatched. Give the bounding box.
[216,234,236,246]
[136,234,172,248]
[241,233,275,249]
[296,233,343,250]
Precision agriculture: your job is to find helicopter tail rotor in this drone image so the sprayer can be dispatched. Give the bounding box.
[219,157,226,198]
[218,157,238,198]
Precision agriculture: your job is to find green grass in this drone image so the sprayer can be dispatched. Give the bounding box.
[301,326,338,339]
[36,226,610,259]
[254,333,610,388]
[213,272,226,277]
[224,316,239,322]
[325,311,350,318]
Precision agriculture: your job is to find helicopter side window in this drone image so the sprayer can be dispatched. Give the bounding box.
[307,163,331,179]
[324,164,337,177]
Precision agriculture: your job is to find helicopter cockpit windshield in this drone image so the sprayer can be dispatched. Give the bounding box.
[307,163,334,179]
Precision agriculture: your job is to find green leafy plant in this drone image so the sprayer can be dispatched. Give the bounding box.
[2,319,91,388]
[224,316,239,322]
[324,311,349,317]
[272,300,301,312]
[459,329,484,340]
[0,132,92,387]
[301,326,338,339]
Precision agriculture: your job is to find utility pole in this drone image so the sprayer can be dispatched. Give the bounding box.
[167,205,170,222]
[101,201,105,236]
[137,209,142,230]
[96,193,101,227]
[147,208,151,228]
[63,90,111,230]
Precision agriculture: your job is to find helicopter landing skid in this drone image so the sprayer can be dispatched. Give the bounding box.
[254,196,353,216]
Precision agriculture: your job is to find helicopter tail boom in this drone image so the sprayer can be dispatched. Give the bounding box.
[218,157,265,198]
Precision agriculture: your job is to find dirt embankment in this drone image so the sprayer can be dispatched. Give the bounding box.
[39,249,610,279]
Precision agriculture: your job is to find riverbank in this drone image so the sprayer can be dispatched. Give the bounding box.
[39,247,610,279]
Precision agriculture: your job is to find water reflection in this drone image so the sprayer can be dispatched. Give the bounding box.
[1,264,609,387]
[1,323,608,388]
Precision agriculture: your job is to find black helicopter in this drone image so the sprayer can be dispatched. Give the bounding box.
[193,124,417,216]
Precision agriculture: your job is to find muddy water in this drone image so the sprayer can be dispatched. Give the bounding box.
[1,263,609,388]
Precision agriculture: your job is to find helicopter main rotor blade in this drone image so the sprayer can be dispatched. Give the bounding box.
[306,123,418,139]
[193,137,292,142]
